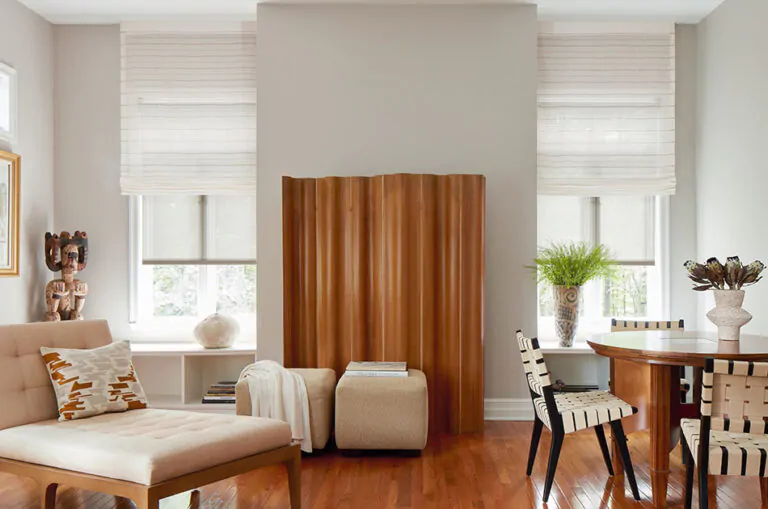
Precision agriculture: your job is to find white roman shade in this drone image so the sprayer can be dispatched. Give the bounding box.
[121,23,257,195]
[538,23,676,196]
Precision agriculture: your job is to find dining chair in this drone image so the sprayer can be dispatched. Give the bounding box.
[516,330,641,503]
[682,358,768,509]
[611,318,691,402]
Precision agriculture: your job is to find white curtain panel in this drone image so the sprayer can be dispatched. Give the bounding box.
[120,22,257,195]
[538,23,676,196]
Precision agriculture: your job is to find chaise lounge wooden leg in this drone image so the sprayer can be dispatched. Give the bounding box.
[114,496,133,509]
[135,491,160,509]
[760,478,768,509]
[285,447,302,508]
[40,482,57,509]
[190,489,201,508]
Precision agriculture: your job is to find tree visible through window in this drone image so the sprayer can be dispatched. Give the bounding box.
[152,265,198,317]
[217,265,257,316]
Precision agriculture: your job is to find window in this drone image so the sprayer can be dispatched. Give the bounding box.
[536,23,675,339]
[537,196,664,337]
[132,196,256,338]
[121,24,257,341]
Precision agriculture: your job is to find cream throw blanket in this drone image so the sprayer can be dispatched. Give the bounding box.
[238,361,313,453]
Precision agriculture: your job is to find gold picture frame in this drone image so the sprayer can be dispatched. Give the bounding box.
[0,150,19,276]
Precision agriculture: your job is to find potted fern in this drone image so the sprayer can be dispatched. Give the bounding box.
[531,242,615,347]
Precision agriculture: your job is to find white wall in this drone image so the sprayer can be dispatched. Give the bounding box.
[669,24,698,326]
[696,0,768,333]
[53,26,129,338]
[43,7,701,407]
[0,0,54,323]
[256,4,539,399]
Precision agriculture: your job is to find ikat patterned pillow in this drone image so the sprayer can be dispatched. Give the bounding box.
[40,340,149,421]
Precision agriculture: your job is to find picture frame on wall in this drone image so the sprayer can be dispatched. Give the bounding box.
[0,151,20,276]
[0,62,17,143]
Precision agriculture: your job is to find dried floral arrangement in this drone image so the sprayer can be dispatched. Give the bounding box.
[684,256,765,291]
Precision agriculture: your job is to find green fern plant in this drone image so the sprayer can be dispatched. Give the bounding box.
[531,242,616,287]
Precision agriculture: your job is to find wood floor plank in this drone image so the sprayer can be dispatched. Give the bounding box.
[0,422,763,508]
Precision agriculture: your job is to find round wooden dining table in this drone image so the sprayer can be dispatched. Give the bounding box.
[587,330,768,509]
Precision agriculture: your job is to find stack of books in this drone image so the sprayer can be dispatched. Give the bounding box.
[202,381,237,404]
[345,361,408,378]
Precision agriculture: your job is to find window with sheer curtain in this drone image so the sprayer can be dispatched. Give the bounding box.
[537,23,675,338]
[120,23,257,338]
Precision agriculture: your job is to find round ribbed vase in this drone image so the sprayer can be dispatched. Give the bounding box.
[706,289,752,341]
[554,285,580,347]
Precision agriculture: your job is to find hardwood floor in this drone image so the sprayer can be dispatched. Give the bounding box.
[0,422,762,508]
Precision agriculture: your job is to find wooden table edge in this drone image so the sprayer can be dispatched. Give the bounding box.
[586,340,768,367]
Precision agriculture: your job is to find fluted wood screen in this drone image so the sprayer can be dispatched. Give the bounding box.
[283,174,485,434]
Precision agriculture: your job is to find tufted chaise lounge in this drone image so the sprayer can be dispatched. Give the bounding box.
[0,320,301,509]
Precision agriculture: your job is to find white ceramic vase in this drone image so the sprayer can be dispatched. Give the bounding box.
[706,289,752,341]
[194,313,240,349]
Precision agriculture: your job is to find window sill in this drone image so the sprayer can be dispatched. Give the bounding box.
[128,323,256,349]
[130,342,257,356]
[536,340,596,354]
[536,318,613,354]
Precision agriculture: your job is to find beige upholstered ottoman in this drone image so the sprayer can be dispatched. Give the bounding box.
[335,369,428,450]
[237,368,336,450]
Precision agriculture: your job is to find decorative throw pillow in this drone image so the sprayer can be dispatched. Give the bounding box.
[40,340,149,421]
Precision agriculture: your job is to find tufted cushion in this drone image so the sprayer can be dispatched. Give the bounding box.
[0,320,112,430]
[40,340,149,421]
[0,408,292,485]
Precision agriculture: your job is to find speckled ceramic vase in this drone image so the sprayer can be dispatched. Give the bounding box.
[554,285,580,347]
[706,289,752,341]
[194,313,240,348]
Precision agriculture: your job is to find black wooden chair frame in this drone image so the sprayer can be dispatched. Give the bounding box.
[519,332,641,503]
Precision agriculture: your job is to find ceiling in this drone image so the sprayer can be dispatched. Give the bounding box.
[17,0,727,24]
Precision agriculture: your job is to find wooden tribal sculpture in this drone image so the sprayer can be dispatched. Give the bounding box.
[44,231,88,321]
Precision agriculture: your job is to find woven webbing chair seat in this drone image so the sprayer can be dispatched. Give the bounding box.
[682,358,768,508]
[534,391,636,434]
[682,418,768,477]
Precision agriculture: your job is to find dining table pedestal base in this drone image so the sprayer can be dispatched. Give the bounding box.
[649,364,672,508]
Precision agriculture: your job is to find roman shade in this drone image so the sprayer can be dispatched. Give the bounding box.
[120,23,257,195]
[538,23,676,196]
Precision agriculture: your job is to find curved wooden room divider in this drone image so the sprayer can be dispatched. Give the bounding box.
[283,174,485,434]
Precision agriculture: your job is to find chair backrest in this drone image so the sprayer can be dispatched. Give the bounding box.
[516,330,553,396]
[0,320,112,430]
[611,319,685,332]
[701,358,768,434]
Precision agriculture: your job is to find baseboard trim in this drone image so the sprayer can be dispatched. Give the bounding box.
[484,398,534,421]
